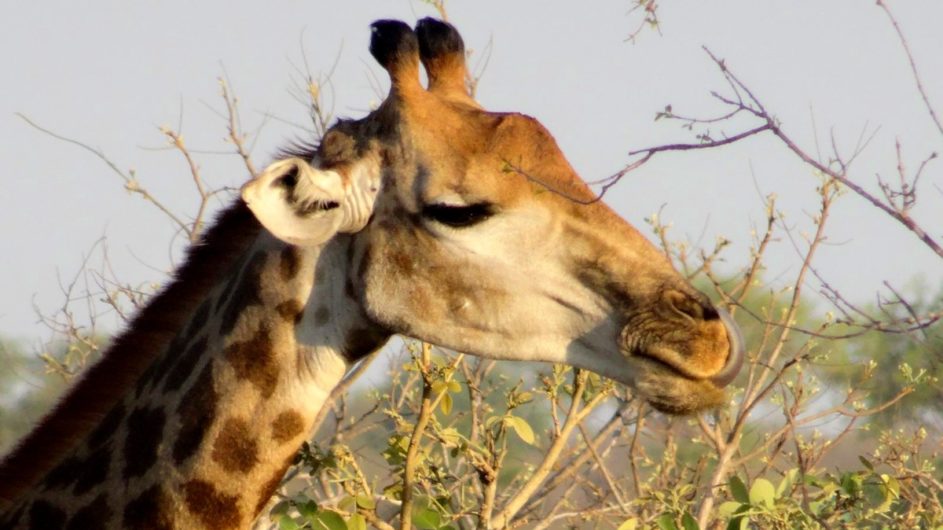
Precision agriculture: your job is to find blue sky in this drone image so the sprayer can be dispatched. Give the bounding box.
[1,1,940,343]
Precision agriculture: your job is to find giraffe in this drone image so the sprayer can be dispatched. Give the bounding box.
[0,18,743,529]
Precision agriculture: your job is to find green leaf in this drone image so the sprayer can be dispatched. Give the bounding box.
[858,455,874,471]
[725,517,748,530]
[717,501,742,518]
[729,476,749,504]
[338,496,357,513]
[863,481,887,509]
[484,415,501,429]
[681,512,699,530]
[776,469,798,497]
[840,472,861,497]
[270,500,291,519]
[355,495,376,510]
[749,478,776,508]
[412,507,442,530]
[504,415,535,445]
[313,510,348,530]
[882,474,900,498]
[278,515,301,530]
[655,513,679,530]
[347,513,367,530]
[297,500,319,519]
[616,518,639,530]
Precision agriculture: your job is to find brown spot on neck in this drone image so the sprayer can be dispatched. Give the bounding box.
[73,443,111,495]
[270,410,305,444]
[40,455,82,491]
[136,333,187,398]
[173,362,218,465]
[184,298,213,340]
[123,405,167,480]
[212,418,260,474]
[219,251,267,336]
[88,402,126,448]
[65,494,112,530]
[41,434,115,494]
[224,325,280,399]
[124,485,174,530]
[160,334,210,393]
[183,479,242,530]
[279,246,302,281]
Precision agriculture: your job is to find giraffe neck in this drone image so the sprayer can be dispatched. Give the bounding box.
[0,202,388,529]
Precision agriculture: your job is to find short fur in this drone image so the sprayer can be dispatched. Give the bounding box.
[0,204,261,510]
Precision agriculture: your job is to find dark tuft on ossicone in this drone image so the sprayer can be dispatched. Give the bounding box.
[416,18,464,60]
[369,20,419,69]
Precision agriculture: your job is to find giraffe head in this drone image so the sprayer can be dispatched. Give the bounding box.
[242,19,743,414]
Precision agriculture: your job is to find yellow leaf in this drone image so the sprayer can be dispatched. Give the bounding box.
[440,392,453,415]
[504,415,535,445]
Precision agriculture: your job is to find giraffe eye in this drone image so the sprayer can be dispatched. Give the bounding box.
[422,203,494,228]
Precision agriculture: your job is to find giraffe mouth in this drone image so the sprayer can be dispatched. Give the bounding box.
[622,308,744,388]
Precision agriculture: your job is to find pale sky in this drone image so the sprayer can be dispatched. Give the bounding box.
[1,1,941,344]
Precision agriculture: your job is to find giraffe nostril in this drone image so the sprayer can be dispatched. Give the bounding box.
[701,303,719,321]
[665,289,707,322]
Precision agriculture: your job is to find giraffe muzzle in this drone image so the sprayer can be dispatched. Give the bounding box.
[618,303,745,387]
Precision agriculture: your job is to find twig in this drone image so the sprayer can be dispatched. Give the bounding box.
[577,423,629,510]
[400,343,434,530]
[16,113,189,235]
[503,123,770,206]
[876,0,943,136]
[219,77,259,178]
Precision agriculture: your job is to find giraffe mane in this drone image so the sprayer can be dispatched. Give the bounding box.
[274,139,318,161]
[0,201,262,510]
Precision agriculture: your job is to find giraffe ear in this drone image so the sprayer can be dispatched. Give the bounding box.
[241,158,351,247]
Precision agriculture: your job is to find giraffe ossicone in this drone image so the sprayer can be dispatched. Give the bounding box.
[0,17,743,529]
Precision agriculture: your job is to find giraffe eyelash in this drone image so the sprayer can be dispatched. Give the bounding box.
[422,203,494,228]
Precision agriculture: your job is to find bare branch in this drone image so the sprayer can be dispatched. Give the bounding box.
[876,0,943,136]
